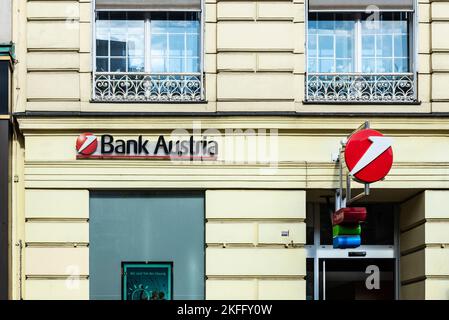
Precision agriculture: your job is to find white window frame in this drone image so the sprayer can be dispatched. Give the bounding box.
[91,0,205,101]
[307,11,414,74]
[94,11,201,74]
[304,0,418,103]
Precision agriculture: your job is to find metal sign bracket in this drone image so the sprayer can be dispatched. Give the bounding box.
[334,121,371,211]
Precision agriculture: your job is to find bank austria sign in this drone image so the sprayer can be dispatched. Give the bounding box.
[76,133,218,160]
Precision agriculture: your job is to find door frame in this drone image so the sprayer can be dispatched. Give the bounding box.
[305,203,400,300]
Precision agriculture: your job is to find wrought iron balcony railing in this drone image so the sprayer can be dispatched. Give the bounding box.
[93,72,204,102]
[306,73,416,103]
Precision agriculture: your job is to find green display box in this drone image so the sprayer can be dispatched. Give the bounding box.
[333,224,361,237]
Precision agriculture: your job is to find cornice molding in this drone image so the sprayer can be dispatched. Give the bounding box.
[16,116,449,132]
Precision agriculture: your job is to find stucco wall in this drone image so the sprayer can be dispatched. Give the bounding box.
[11,0,444,113]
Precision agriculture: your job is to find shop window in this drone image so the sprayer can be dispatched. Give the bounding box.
[306,0,416,103]
[89,191,205,300]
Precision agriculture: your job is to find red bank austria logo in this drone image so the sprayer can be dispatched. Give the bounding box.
[344,129,393,184]
[76,133,98,155]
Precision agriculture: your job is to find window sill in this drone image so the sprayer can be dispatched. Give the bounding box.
[302,100,421,106]
[89,99,208,104]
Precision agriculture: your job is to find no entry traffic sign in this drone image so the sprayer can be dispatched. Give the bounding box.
[344,129,393,184]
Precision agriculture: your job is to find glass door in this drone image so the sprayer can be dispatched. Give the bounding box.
[306,203,399,300]
[320,258,395,300]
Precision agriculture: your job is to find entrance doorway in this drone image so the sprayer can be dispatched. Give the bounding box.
[306,203,399,300]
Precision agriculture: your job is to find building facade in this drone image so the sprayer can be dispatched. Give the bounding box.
[6,0,449,299]
[0,0,14,301]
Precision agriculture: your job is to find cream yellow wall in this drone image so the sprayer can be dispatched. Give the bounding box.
[205,190,306,300]
[22,189,89,300]
[400,190,449,299]
[11,0,441,113]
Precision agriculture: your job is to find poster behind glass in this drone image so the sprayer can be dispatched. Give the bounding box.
[122,262,173,300]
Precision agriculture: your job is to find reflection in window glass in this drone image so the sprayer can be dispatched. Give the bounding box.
[361,12,409,73]
[95,12,145,72]
[308,13,355,73]
[150,12,200,73]
[308,12,410,73]
[95,11,200,73]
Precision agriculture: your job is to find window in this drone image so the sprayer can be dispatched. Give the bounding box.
[308,13,410,74]
[306,0,416,103]
[92,0,203,102]
[95,12,200,74]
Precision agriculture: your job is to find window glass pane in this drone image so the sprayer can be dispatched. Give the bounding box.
[151,34,167,56]
[308,35,317,57]
[317,18,334,34]
[151,12,168,33]
[318,35,334,58]
[336,36,352,59]
[168,58,184,73]
[362,58,375,73]
[96,12,145,72]
[110,58,126,72]
[394,34,408,57]
[376,58,393,73]
[89,192,205,300]
[96,58,108,72]
[96,11,201,73]
[127,34,144,56]
[127,21,144,34]
[110,19,127,36]
[362,35,375,57]
[185,20,200,34]
[308,13,355,73]
[394,58,409,73]
[308,15,317,34]
[335,19,352,32]
[96,39,108,57]
[96,19,109,34]
[185,58,200,73]
[169,34,185,56]
[167,12,187,33]
[128,57,144,72]
[308,58,318,73]
[336,59,352,73]
[151,57,166,73]
[150,11,200,73]
[376,35,393,57]
[110,36,126,57]
[361,12,410,74]
[186,34,199,57]
[319,59,334,73]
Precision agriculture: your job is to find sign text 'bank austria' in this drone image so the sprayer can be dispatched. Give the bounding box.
[76,133,218,160]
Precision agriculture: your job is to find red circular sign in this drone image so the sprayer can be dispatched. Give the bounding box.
[344,129,393,183]
[76,133,98,155]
